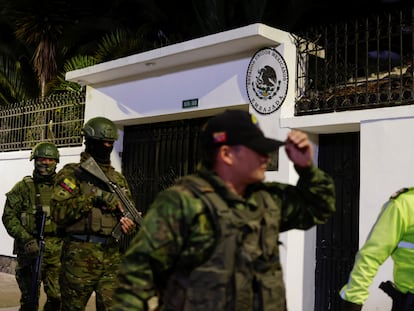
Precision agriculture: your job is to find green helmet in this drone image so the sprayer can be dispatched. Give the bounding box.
[30,142,60,162]
[81,117,118,141]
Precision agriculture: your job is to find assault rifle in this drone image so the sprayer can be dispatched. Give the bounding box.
[80,157,141,241]
[29,209,46,311]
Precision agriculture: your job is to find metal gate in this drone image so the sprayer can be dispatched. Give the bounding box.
[122,116,210,213]
[120,116,209,250]
[315,132,360,310]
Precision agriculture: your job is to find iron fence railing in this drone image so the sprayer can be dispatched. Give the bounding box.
[0,91,85,152]
[294,5,414,115]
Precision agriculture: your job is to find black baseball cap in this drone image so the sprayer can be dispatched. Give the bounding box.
[201,109,284,154]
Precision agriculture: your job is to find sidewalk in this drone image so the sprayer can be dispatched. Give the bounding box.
[0,272,20,310]
[0,272,95,310]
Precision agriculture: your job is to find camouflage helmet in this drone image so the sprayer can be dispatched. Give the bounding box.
[81,117,118,141]
[30,142,60,162]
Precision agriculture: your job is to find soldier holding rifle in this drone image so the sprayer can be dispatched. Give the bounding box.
[2,142,62,311]
[50,117,137,311]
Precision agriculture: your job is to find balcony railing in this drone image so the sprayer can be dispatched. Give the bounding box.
[294,5,414,115]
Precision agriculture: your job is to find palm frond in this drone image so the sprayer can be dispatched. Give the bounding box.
[50,55,97,93]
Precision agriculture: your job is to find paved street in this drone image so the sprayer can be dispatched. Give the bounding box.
[0,272,21,311]
[0,272,95,310]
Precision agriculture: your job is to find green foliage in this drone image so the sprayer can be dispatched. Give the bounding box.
[0,0,293,105]
[94,28,150,63]
[0,54,39,106]
[50,55,97,93]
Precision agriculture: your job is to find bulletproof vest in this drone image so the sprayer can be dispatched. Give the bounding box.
[65,206,118,236]
[22,176,56,234]
[64,164,118,236]
[162,175,286,311]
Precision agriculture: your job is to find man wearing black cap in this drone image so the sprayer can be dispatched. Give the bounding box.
[112,109,336,311]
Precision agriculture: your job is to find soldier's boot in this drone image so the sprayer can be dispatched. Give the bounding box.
[43,297,62,311]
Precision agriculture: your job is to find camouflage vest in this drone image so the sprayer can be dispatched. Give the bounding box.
[64,163,119,236]
[22,176,56,234]
[162,175,286,311]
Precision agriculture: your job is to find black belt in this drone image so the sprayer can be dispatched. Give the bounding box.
[69,234,115,246]
[44,233,57,237]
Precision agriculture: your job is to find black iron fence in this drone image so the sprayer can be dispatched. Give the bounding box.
[294,5,414,115]
[0,91,85,152]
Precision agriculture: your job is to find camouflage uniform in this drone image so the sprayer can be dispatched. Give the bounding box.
[113,164,336,311]
[2,170,62,311]
[51,152,133,311]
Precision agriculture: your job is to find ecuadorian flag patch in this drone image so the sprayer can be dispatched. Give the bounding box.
[60,178,76,193]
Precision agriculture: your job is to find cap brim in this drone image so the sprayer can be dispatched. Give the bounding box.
[245,137,285,154]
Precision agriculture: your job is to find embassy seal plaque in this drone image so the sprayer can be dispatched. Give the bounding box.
[246,48,289,114]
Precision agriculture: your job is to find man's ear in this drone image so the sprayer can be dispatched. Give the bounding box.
[218,145,233,165]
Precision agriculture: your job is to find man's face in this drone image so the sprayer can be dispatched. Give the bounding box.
[86,139,114,163]
[35,157,57,176]
[230,145,269,184]
[103,140,114,148]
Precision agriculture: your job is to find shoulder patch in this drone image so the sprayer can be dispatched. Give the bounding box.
[60,178,77,193]
[390,187,409,200]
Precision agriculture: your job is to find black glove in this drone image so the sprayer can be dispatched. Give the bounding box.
[24,239,40,258]
[340,299,362,311]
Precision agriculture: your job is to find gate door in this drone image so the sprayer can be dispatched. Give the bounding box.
[121,117,209,250]
[315,132,360,310]
[122,117,209,214]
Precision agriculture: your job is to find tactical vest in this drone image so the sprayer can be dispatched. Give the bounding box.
[162,175,286,311]
[64,164,119,236]
[65,206,118,236]
[22,176,56,234]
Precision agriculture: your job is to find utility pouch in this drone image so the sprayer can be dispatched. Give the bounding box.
[89,207,116,235]
[90,208,102,232]
[101,213,117,235]
[20,211,35,231]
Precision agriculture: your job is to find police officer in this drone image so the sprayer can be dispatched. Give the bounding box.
[112,109,336,311]
[339,187,414,311]
[51,116,135,311]
[2,142,63,311]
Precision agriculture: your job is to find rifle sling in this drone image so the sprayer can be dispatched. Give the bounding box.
[34,182,42,212]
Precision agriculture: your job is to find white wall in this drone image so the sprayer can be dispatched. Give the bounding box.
[0,147,80,256]
[84,58,252,124]
[358,116,414,310]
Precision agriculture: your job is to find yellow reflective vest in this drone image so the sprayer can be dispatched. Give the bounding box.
[340,187,414,304]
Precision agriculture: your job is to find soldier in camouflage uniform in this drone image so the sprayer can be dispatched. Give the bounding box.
[50,117,136,311]
[112,109,336,311]
[2,142,63,311]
